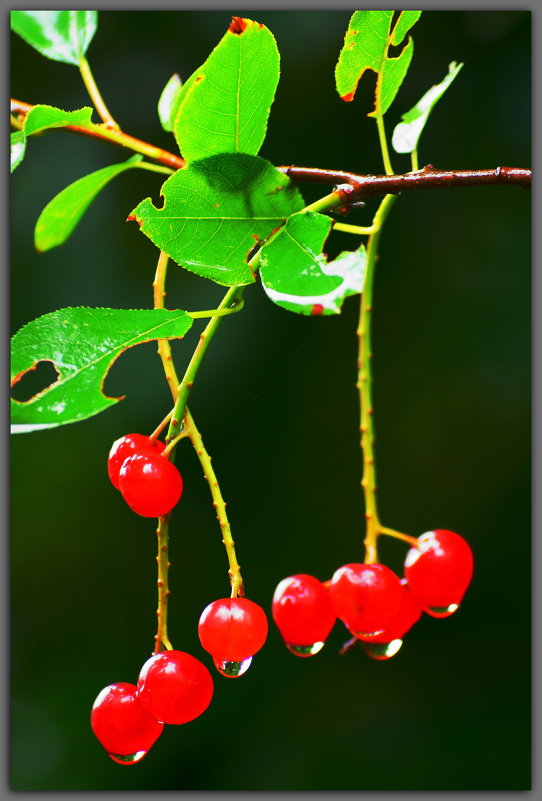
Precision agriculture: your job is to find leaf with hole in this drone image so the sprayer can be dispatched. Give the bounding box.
[130,152,305,286]
[259,211,366,315]
[11,307,194,433]
[173,17,280,162]
[335,10,421,116]
[158,74,184,133]
[11,10,98,65]
[392,61,463,154]
[35,155,143,252]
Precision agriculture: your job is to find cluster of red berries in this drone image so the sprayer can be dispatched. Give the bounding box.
[91,596,268,763]
[272,529,473,661]
[108,433,183,517]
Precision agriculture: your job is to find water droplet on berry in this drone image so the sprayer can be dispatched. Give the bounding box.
[362,639,403,661]
[426,603,459,618]
[285,641,325,657]
[214,656,253,677]
[108,750,148,765]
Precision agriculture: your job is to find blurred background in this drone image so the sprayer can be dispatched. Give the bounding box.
[10,10,531,791]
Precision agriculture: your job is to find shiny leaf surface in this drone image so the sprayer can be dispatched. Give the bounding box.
[259,211,366,315]
[158,73,183,133]
[11,10,97,65]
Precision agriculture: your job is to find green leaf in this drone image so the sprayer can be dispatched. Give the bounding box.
[11,307,194,433]
[392,61,463,154]
[158,74,184,133]
[11,131,26,172]
[259,211,366,315]
[35,155,143,252]
[173,17,280,162]
[130,153,305,287]
[23,104,94,136]
[335,10,421,116]
[11,10,97,65]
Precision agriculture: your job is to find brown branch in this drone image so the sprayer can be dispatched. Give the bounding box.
[276,164,532,200]
[12,98,531,195]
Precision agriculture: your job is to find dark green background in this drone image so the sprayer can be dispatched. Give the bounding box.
[10,10,531,791]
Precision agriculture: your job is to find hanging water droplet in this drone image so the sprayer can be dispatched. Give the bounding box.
[214,656,253,677]
[426,603,459,618]
[285,641,325,657]
[108,750,148,765]
[362,639,403,661]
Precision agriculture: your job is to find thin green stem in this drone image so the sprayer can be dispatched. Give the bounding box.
[410,150,419,172]
[375,114,394,176]
[379,526,419,548]
[358,193,398,563]
[184,409,244,597]
[333,222,377,236]
[135,161,175,177]
[79,56,119,130]
[154,515,173,654]
[165,285,246,447]
[188,302,245,320]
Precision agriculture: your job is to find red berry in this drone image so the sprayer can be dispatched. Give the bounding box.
[137,650,213,725]
[329,563,404,636]
[198,597,268,663]
[271,574,336,651]
[118,452,183,517]
[108,434,165,489]
[404,529,473,614]
[349,579,422,643]
[91,682,163,764]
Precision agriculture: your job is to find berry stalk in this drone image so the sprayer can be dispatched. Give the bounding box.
[358,193,397,563]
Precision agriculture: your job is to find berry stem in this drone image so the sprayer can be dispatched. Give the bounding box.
[333,222,377,236]
[375,113,394,176]
[183,409,244,598]
[78,56,120,131]
[154,514,173,654]
[358,193,397,563]
[379,526,419,548]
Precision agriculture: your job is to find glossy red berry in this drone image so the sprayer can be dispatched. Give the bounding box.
[271,574,336,654]
[91,682,163,764]
[329,563,404,636]
[137,650,213,725]
[404,529,473,615]
[349,579,422,643]
[108,434,165,490]
[118,452,183,517]
[198,597,268,663]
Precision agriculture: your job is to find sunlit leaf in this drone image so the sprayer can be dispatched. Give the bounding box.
[335,10,421,116]
[11,307,194,433]
[23,104,94,136]
[173,17,280,162]
[392,61,463,154]
[259,211,366,315]
[11,10,97,66]
[35,155,143,252]
[130,152,305,287]
[11,131,26,172]
[158,74,183,133]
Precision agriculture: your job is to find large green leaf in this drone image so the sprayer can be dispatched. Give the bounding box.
[158,74,184,133]
[10,131,26,172]
[11,308,194,433]
[130,153,305,287]
[173,17,280,162]
[335,10,421,116]
[259,211,366,315]
[392,61,463,154]
[35,155,143,252]
[11,10,97,65]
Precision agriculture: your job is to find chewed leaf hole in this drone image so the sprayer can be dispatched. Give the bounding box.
[11,360,60,403]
